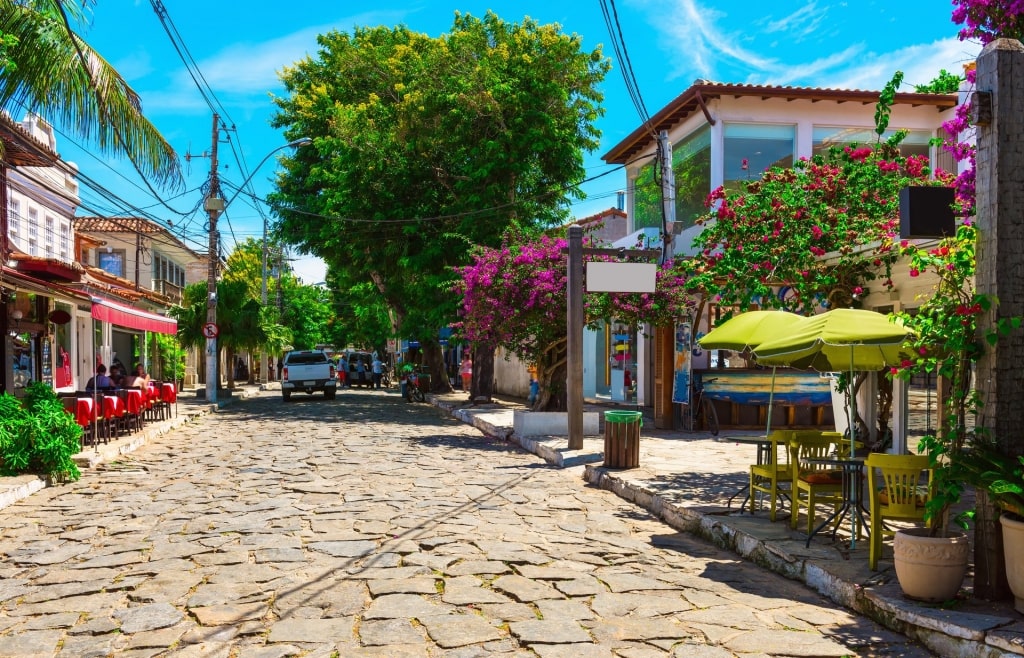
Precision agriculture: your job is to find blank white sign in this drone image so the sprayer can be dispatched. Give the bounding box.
[586,262,657,293]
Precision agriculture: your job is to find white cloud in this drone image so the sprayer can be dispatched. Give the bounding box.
[761,3,827,37]
[828,38,980,91]
[656,0,779,80]
[645,0,979,92]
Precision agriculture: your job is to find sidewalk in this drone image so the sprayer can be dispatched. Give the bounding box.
[430,391,1024,658]
[0,384,259,510]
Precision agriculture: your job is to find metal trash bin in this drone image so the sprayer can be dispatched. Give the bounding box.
[604,410,642,469]
[416,373,431,393]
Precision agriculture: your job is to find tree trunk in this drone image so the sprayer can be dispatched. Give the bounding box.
[422,341,452,393]
[225,347,236,390]
[533,337,567,411]
[472,345,495,402]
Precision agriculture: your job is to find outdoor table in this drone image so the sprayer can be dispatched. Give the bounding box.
[160,382,177,418]
[803,456,869,548]
[725,434,784,509]
[71,397,94,429]
[121,389,145,432]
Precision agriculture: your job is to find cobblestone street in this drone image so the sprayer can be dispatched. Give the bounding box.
[0,388,932,657]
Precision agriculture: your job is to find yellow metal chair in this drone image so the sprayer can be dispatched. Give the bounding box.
[749,430,793,521]
[866,453,933,571]
[789,432,845,535]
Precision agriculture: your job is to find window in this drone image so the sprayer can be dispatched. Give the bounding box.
[60,224,70,258]
[813,127,933,161]
[45,215,54,247]
[28,207,39,237]
[723,123,795,192]
[633,125,712,231]
[8,200,19,236]
[99,250,125,278]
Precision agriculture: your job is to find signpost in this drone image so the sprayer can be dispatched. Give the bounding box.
[565,224,659,450]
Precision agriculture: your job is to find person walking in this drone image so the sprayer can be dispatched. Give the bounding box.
[459,354,473,393]
[267,356,275,382]
[371,355,383,389]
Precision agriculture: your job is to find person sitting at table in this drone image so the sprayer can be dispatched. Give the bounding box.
[108,363,127,388]
[125,363,150,389]
[85,364,114,391]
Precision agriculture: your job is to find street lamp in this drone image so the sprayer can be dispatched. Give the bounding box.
[203,135,312,401]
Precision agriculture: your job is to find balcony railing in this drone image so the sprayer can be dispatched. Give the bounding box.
[153,278,183,303]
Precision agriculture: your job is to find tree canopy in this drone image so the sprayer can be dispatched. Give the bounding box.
[268,11,609,371]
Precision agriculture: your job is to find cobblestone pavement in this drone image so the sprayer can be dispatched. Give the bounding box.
[0,388,934,657]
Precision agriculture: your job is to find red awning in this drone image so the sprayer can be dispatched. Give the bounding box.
[91,298,177,335]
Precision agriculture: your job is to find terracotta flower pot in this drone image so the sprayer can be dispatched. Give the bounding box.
[1001,513,1024,614]
[893,528,969,603]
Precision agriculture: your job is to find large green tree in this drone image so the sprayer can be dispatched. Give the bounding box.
[0,0,180,186]
[269,11,609,389]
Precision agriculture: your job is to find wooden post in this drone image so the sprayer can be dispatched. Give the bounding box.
[567,225,584,450]
[974,38,1024,600]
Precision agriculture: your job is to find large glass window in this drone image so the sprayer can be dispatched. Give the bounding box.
[813,127,932,160]
[633,125,712,230]
[723,123,795,192]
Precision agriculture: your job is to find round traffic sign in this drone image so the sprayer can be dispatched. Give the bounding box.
[202,322,219,338]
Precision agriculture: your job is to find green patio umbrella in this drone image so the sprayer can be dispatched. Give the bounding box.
[752,308,912,546]
[755,309,911,533]
[698,310,804,436]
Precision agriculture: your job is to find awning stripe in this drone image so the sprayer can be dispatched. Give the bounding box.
[91,297,177,335]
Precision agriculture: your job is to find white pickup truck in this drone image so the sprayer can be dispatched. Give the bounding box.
[280,350,337,401]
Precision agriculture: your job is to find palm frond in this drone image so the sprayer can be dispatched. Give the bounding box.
[0,0,182,188]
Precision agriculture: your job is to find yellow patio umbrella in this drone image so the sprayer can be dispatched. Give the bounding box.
[698,310,805,436]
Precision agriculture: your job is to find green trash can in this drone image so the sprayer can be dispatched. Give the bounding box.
[604,410,642,468]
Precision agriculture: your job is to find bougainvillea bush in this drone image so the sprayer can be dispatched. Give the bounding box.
[456,226,695,410]
[685,132,953,316]
[952,0,1024,43]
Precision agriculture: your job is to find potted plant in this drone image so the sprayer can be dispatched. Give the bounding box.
[958,440,1024,612]
[890,222,984,602]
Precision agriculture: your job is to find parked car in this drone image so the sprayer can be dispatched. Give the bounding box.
[280,350,337,401]
[344,351,374,388]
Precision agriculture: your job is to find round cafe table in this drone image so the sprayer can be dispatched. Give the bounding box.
[803,456,869,548]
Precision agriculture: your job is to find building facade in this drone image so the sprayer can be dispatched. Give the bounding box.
[601,81,959,438]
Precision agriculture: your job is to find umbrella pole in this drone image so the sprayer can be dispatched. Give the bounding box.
[848,348,857,547]
[765,366,776,437]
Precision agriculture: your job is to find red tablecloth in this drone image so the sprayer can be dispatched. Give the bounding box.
[73,398,95,428]
[160,382,176,403]
[124,389,144,416]
[102,394,124,419]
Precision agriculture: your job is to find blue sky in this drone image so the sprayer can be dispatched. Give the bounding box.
[53,0,980,283]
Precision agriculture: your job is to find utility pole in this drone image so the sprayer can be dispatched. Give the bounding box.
[659,129,676,264]
[261,220,268,384]
[202,114,224,403]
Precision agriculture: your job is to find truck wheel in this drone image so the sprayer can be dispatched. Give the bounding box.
[324,389,336,400]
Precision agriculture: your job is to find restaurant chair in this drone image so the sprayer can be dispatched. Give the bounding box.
[101,393,124,442]
[789,432,845,535]
[120,389,145,434]
[158,381,177,418]
[866,452,933,570]
[749,429,794,521]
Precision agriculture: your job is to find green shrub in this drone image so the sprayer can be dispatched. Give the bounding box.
[0,384,81,482]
